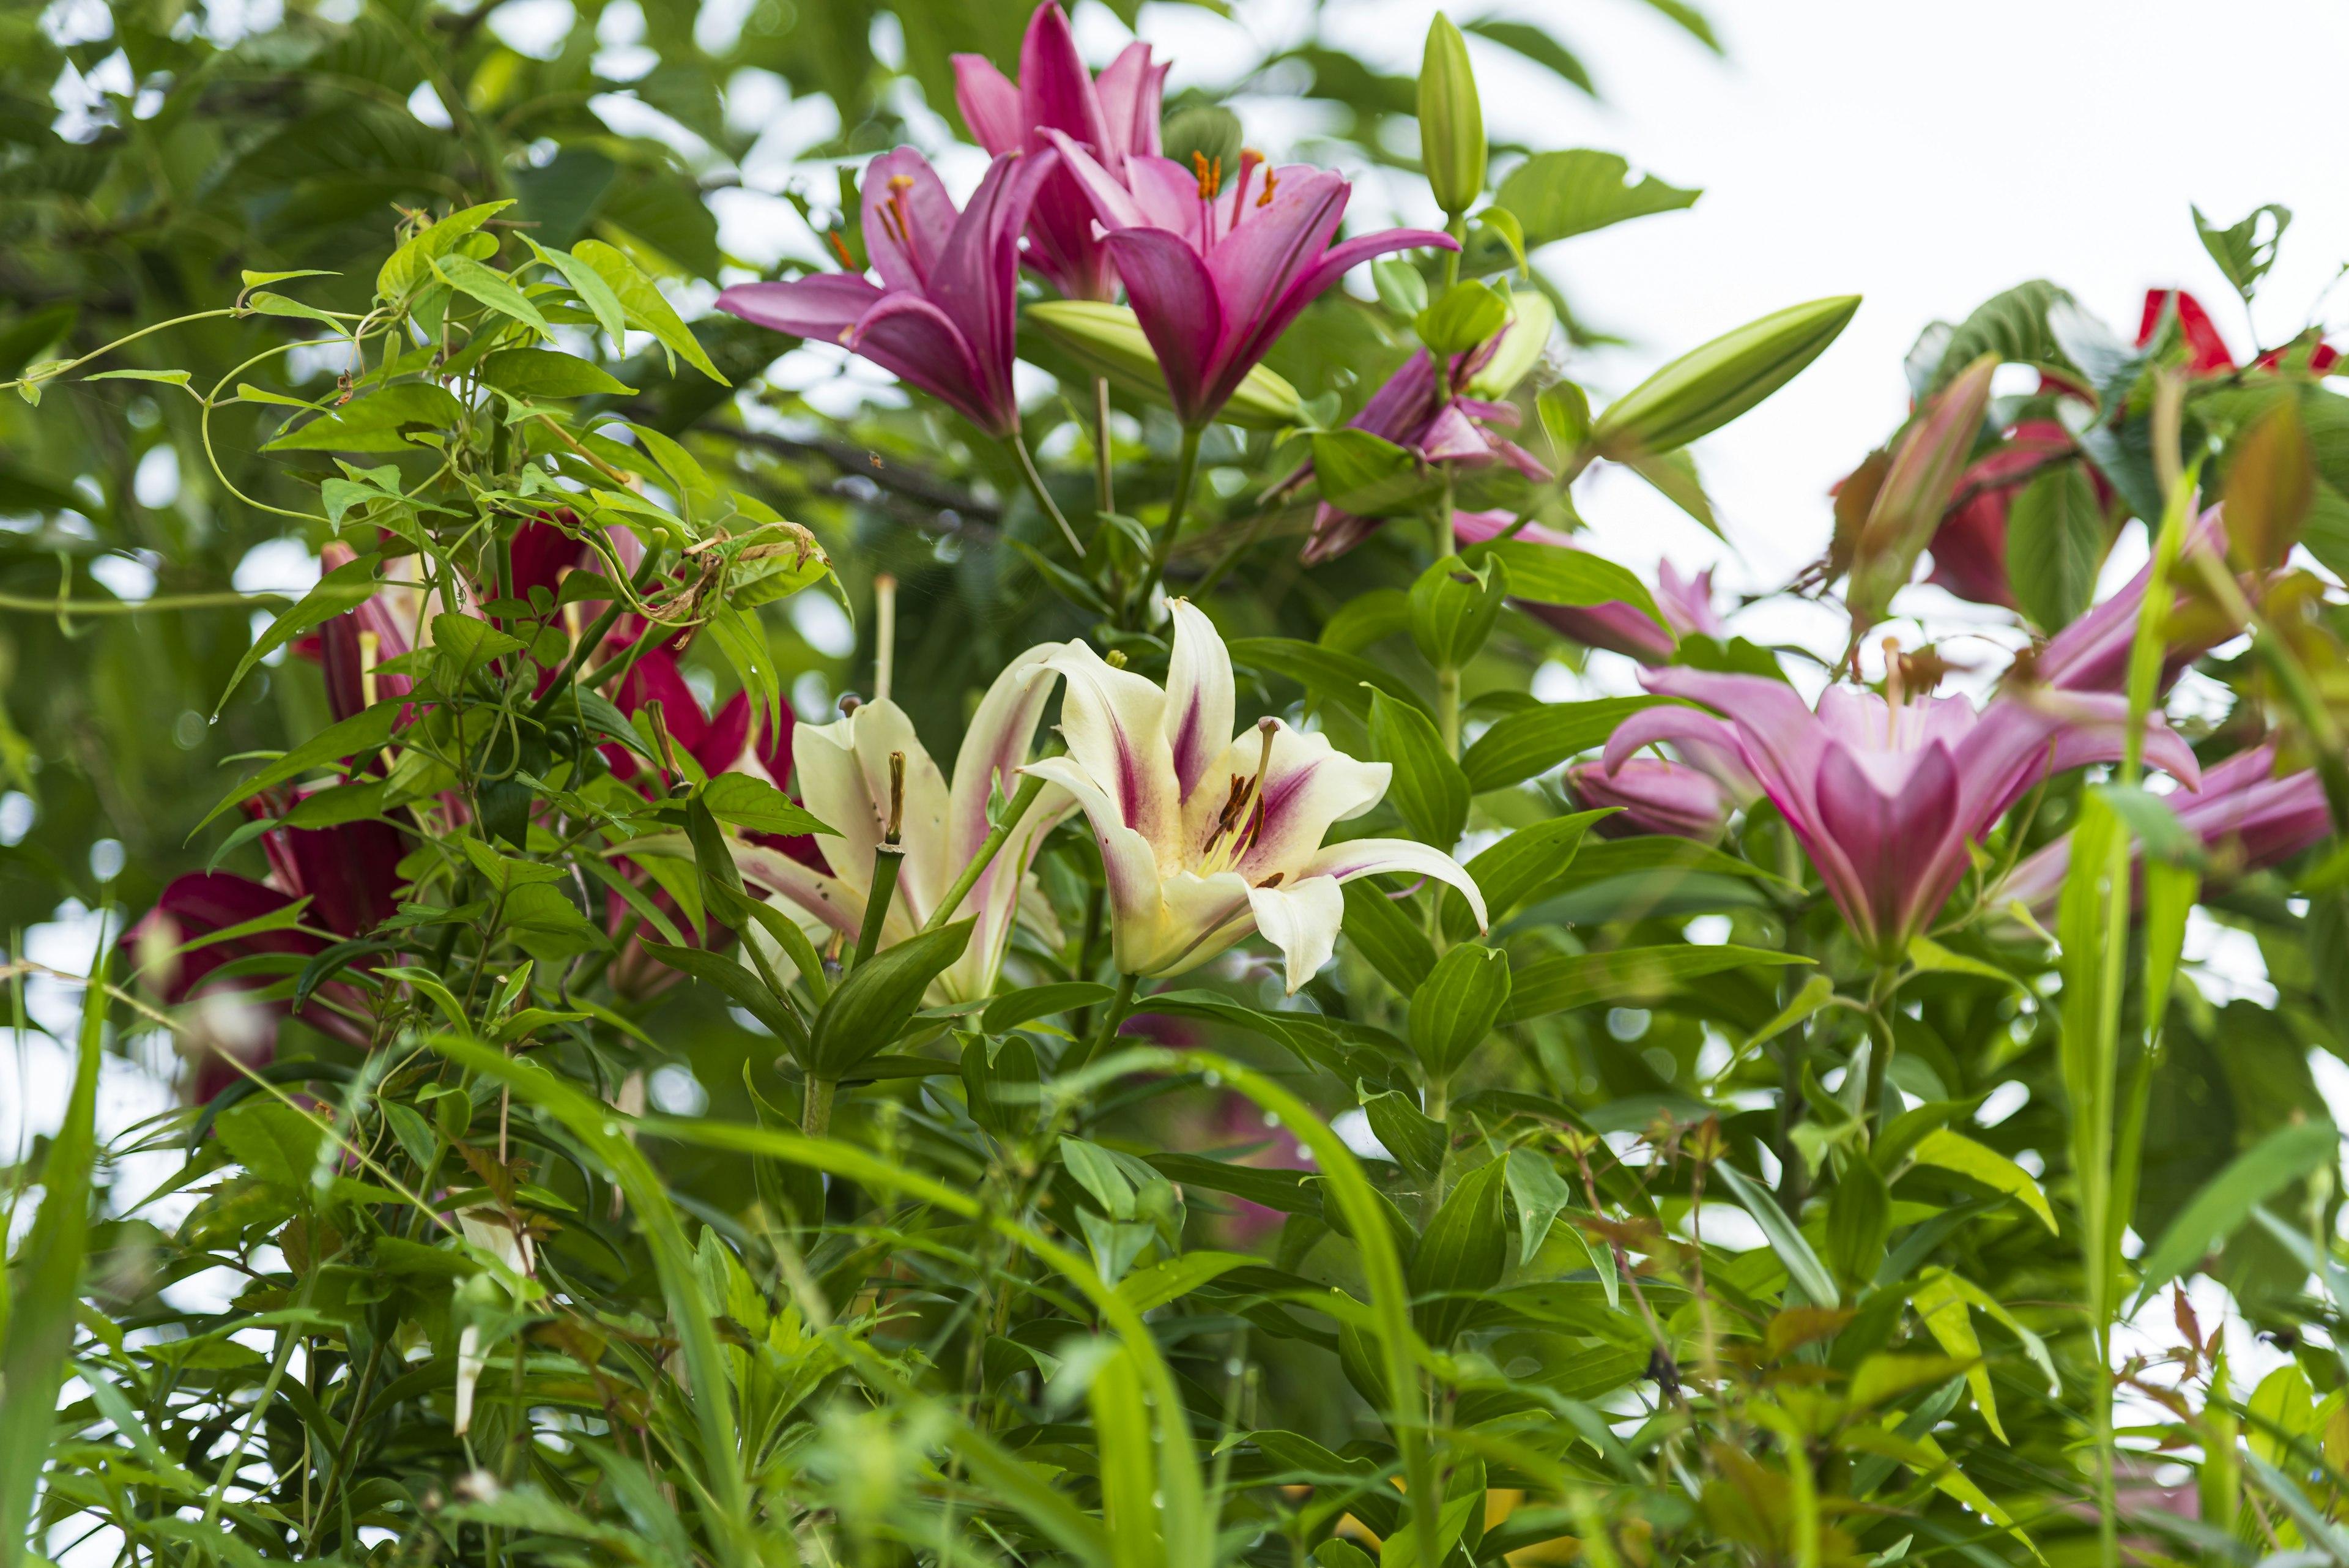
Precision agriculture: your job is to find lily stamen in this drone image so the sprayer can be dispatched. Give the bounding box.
[1256,168,1279,207]
[1231,149,1264,226]
[885,750,906,846]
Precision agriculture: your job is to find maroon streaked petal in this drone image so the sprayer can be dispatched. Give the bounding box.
[1814,738,1962,956]
[1101,227,1223,425]
[1162,601,1233,803]
[847,292,1006,435]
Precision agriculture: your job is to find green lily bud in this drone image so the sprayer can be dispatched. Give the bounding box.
[1846,352,1997,630]
[1023,300,1304,430]
[1589,294,1860,458]
[1464,289,1556,398]
[1419,13,1485,220]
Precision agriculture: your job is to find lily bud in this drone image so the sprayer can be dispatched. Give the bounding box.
[1846,352,1997,630]
[1418,13,1485,220]
[1590,295,1860,459]
[1023,300,1304,430]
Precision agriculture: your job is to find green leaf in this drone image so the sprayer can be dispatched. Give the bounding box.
[1504,1146,1576,1266]
[377,200,516,300]
[1460,696,1673,792]
[429,253,551,339]
[196,700,403,832]
[242,267,337,289]
[981,982,1115,1036]
[1491,150,1699,249]
[1416,281,1510,357]
[1715,1162,1837,1307]
[1924,280,2075,392]
[2194,202,2293,307]
[1373,258,1429,318]
[574,240,728,385]
[1445,811,1604,937]
[262,382,467,453]
[1228,636,1431,721]
[83,368,193,387]
[1340,878,1439,995]
[1410,1156,1509,1342]
[1408,553,1507,669]
[2004,461,2103,631]
[1463,538,1663,630]
[2132,1120,2340,1310]
[1146,1153,1323,1217]
[1321,587,1412,653]
[1825,1151,1890,1291]
[642,942,806,1055]
[243,291,348,329]
[1589,295,1859,456]
[1408,944,1511,1080]
[432,612,525,683]
[0,936,106,1550]
[215,555,380,713]
[1500,945,1810,1023]
[1362,1088,1447,1181]
[1116,1250,1255,1314]
[808,919,974,1077]
[1368,689,1469,846]
[700,772,833,839]
[478,347,636,399]
[1313,428,1441,518]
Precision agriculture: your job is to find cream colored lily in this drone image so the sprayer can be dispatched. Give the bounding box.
[729,646,1071,1002]
[1025,601,1487,993]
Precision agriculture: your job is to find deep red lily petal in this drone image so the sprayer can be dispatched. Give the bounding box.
[2137,289,2235,373]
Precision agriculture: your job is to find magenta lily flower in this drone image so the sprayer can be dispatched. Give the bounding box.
[1041,128,1456,428]
[1301,335,1553,563]
[716,146,1056,439]
[1450,511,1723,661]
[2000,741,2332,910]
[1566,759,1731,842]
[1600,670,2203,960]
[954,1,1167,302]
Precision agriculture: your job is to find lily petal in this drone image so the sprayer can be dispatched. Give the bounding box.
[1163,600,1234,802]
[729,839,865,941]
[1021,753,1175,956]
[859,146,960,294]
[715,273,886,343]
[1814,738,1963,954]
[1249,875,1346,994]
[1100,226,1224,424]
[792,699,954,923]
[1041,638,1182,852]
[1223,723,1392,886]
[950,53,1024,156]
[1297,837,1490,932]
[847,291,1004,436]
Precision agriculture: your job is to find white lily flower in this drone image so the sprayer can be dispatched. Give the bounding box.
[729,646,1072,1002]
[1025,601,1487,994]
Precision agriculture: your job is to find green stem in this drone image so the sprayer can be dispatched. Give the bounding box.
[1436,664,1461,760]
[1442,215,1466,289]
[1137,425,1204,623]
[922,773,1048,934]
[1062,970,1140,1075]
[4,307,243,395]
[803,1074,837,1139]
[1007,431,1088,557]
[1093,375,1116,518]
[852,846,903,968]
[1861,964,1899,1134]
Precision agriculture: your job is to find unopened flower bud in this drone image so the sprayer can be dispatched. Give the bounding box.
[1418,13,1485,220]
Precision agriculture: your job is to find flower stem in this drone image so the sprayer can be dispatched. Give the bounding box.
[1007,431,1088,558]
[1093,375,1116,517]
[852,846,904,970]
[1063,970,1140,1074]
[1138,425,1204,623]
[802,1074,837,1139]
[922,773,1049,934]
[1861,964,1899,1133]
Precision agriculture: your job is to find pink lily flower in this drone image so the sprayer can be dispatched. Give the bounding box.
[1565,758,1731,842]
[1999,741,2332,910]
[1300,334,1553,563]
[1450,511,1723,661]
[1040,128,1456,428]
[715,146,1058,439]
[954,1,1167,302]
[1598,669,2203,960]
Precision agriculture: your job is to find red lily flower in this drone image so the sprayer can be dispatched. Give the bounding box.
[2137,288,2338,374]
[715,147,1059,439]
[954,1,1167,302]
[1041,128,1456,428]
